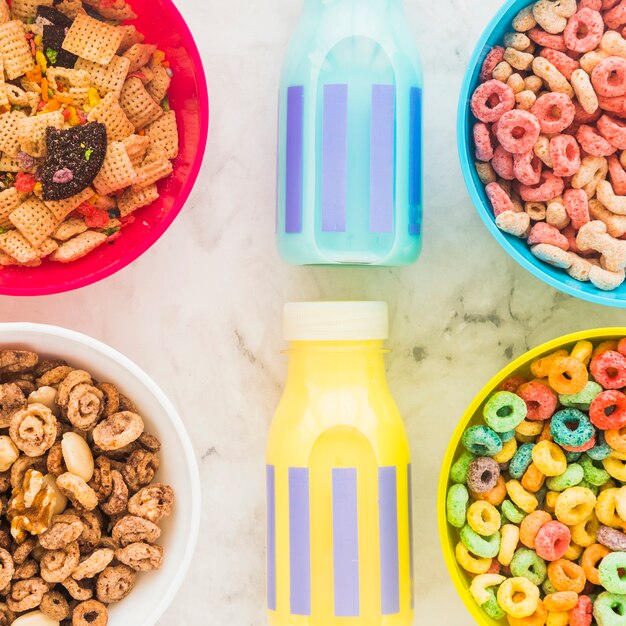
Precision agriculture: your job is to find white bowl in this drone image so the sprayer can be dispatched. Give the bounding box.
[0,323,201,626]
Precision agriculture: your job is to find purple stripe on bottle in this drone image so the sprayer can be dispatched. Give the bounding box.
[267,465,276,611]
[370,84,395,234]
[275,97,280,235]
[379,466,399,615]
[408,464,415,608]
[322,84,348,232]
[332,468,360,617]
[409,87,422,236]
[285,86,304,234]
[289,467,311,616]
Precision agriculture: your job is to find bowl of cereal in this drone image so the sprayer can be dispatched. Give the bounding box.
[0,0,208,296]
[459,0,626,308]
[0,323,200,625]
[438,328,626,625]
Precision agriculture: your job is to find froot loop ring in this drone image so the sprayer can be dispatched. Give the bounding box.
[517,381,558,421]
[550,409,595,449]
[532,440,567,476]
[448,336,626,623]
[471,79,517,123]
[497,109,543,154]
[497,577,541,618]
[471,0,626,291]
[467,500,502,536]
[531,92,576,134]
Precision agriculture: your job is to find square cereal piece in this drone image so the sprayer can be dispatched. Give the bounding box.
[0,251,41,267]
[94,141,137,196]
[46,67,91,106]
[131,154,172,192]
[75,55,130,99]
[84,0,137,21]
[36,238,58,259]
[0,21,36,80]
[0,230,38,264]
[87,92,134,142]
[135,65,154,85]
[0,155,21,173]
[9,197,60,248]
[146,62,171,104]
[0,252,14,266]
[0,58,9,109]
[17,111,65,158]
[0,252,25,267]
[119,77,163,130]
[50,230,106,263]
[11,0,53,21]
[0,252,15,266]
[123,44,156,73]
[62,13,123,65]
[102,217,120,231]
[52,216,87,241]
[123,134,150,168]
[117,25,144,54]
[44,186,95,222]
[118,183,158,218]
[145,111,178,160]
[53,0,85,19]
[0,188,21,229]
[93,194,117,211]
[0,111,26,157]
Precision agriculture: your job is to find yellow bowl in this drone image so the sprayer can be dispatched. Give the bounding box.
[437,328,626,625]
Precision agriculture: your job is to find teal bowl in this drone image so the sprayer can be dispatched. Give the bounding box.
[458,0,626,308]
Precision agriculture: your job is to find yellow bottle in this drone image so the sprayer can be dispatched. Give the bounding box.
[267,302,414,625]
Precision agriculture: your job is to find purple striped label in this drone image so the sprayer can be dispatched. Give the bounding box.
[322,84,348,232]
[379,466,399,615]
[370,85,395,234]
[408,464,414,608]
[409,87,422,236]
[332,468,360,617]
[267,465,276,611]
[289,468,311,616]
[285,86,304,233]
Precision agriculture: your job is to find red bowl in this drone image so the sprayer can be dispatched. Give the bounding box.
[0,0,209,296]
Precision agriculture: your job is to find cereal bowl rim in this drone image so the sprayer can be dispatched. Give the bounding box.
[0,322,201,626]
[457,0,626,309]
[437,327,626,626]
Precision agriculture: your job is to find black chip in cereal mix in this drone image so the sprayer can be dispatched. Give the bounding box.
[41,122,107,200]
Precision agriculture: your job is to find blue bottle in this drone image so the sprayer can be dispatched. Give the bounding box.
[276,0,423,266]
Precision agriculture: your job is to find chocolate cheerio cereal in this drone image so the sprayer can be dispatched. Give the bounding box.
[0,348,173,625]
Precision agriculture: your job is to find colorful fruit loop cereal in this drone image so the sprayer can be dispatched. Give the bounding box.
[447,337,626,625]
[467,0,626,291]
[0,0,179,268]
[0,348,174,625]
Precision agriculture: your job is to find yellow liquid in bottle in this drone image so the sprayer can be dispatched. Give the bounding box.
[267,340,414,625]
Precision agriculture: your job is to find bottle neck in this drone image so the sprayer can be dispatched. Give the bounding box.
[285,340,388,386]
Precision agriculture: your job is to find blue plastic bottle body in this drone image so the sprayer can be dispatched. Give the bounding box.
[276,0,423,266]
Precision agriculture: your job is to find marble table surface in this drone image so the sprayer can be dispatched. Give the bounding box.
[2,0,626,623]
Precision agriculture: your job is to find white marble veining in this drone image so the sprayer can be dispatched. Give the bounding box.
[1,0,626,623]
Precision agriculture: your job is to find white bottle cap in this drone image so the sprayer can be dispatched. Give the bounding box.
[284,302,389,341]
